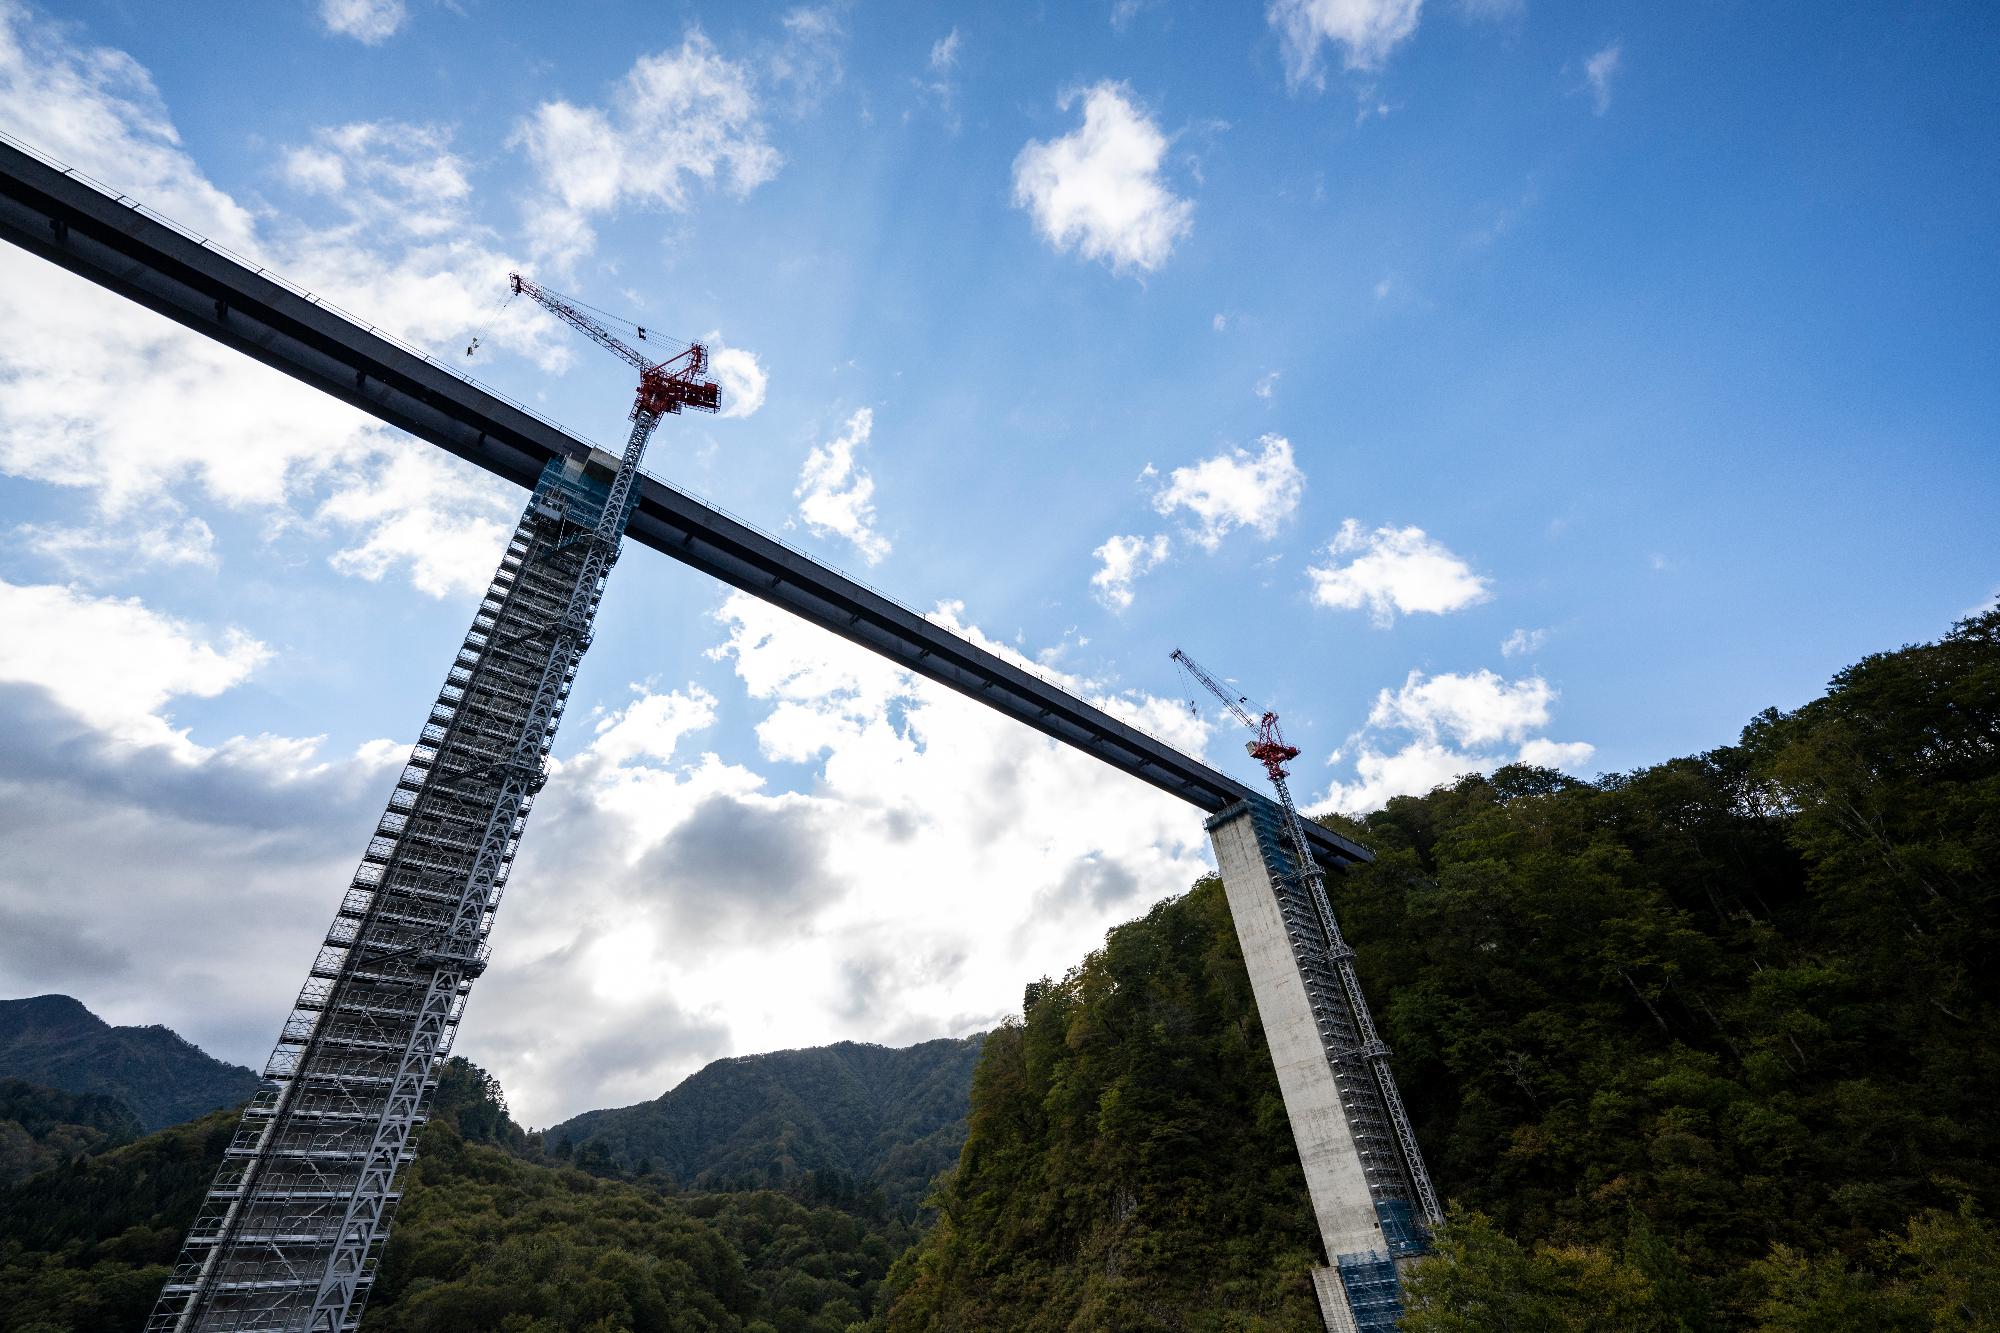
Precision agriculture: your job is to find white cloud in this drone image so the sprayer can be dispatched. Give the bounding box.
[0,554,1222,1128]
[1152,434,1304,551]
[1269,0,1426,86]
[317,449,517,598]
[1212,312,1230,332]
[704,335,769,419]
[1254,370,1281,399]
[766,6,846,111]
[19,515,218,577]
[0,579,268,758]
[1091,533,1170,610]
[1317,667,1593,812]
[587,685,718,768]
[1585,42,1621,114]
[1306,519,1490,625]
[795,408,890,564]
[1367,668,1555,748]
[0,585,439,1097]
[929,28,961,71]
[513,32,781,268]
[913,26,964,124]
[1110,0,1152,29]
[459,592,1216,1120]
[0,8,556,602]
[318,0,408,44]
[0,7,254,251]
[1518,737,1594,769]
[1501,626,1548,658]
[1012,81,1194,275]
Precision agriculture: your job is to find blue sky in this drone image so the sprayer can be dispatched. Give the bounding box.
[0,0,1994,1123]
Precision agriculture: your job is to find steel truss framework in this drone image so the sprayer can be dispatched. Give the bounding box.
[147,432,651,1332]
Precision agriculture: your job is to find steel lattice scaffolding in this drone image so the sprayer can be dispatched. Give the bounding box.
[146,433,653,1332]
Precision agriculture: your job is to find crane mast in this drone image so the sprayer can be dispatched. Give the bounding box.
[1172,649,1444,1230]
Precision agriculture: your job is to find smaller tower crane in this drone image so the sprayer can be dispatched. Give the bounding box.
[1171,648,1444,1229]
[508,273,720,421]
[505,273,720,588]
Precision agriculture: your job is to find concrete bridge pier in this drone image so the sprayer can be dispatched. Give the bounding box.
[1207,802,1422,1333]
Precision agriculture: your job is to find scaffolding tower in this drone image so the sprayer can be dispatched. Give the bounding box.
[146,414,665,1330]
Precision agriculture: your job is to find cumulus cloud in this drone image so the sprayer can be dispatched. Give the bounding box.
[0,10,556,602]
[705,335,769,419]
[0,6,254,250]
[318,0,408,44]
[1501,626,1548,658]
[1317,667,1593,812]
[795,408,890,564]
[0,579,268,758]
[0,559,1222,1126]
[1254,370,1281,399]
[512,32,781,268]
[1152,434,1304,551]
[1306,519,1490,625]
[461,593,1216,1118]
[1012,81,1194,275]
[1091,533,1170,610]
[1367,668,1556,748]
[1585,42,1621,114]
[316,449,518,598]
[1269,0,1426,86]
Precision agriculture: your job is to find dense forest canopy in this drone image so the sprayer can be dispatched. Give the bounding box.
[884,610,2000,1330]
[0,1056,925,1332]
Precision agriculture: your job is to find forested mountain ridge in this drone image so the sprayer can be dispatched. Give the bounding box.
[884,609,2000,1331]
[0,995,258,1132]
[0,1079,143,1184]
[548,1036,985,1212]
[0,1057,922,1331]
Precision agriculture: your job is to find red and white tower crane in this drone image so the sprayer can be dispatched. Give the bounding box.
[507,272,720,422]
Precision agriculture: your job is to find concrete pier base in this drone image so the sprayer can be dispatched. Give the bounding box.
[1311,1267,1364,1333]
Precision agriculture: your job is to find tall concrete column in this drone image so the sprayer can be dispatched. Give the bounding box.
[1207,801,1413,1333]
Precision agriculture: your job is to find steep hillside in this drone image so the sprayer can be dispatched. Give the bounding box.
[0,1078,143,1184]
[882,882,1325,1331]
[549,1035,984,1212]
[885,609,2000,1331]
[0,995,259,1131]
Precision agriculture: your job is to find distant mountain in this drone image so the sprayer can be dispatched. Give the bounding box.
[0,995,259,1131]
[548,1035,985,1210]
